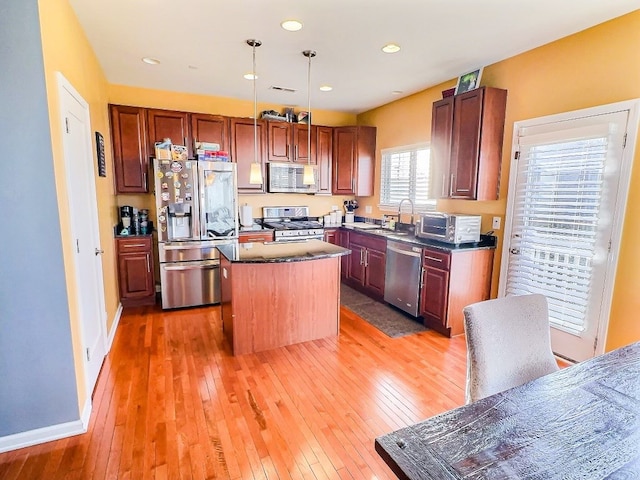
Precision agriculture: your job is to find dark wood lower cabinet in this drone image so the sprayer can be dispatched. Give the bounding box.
[344,231,386,301]
[420,247,493,337]
[116,236,156,307]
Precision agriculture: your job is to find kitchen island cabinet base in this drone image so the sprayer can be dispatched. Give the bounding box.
[220,256,341,355]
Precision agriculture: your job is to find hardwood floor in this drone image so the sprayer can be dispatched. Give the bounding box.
[0,304,468,479]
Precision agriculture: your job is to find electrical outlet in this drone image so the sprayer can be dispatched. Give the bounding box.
[365,205,372,214]
[331,205,338,211]
[492,216,501,230]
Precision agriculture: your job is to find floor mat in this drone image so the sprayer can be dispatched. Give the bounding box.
[340,284,428,338]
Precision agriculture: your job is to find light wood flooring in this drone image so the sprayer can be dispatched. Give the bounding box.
[0,304,468,479]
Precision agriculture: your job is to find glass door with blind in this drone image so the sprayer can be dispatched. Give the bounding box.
[499,105,636,362]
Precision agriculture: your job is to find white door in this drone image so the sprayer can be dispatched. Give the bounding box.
[57,73,107,396]
[499,101,638,362]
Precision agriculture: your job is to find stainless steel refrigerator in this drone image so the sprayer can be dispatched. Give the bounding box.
[154,159,238,309]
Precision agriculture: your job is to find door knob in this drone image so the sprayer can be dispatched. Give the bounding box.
[509,248,520,255]
[95,248,104,256]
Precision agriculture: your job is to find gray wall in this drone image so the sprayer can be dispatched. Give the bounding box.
[0,0,79,436]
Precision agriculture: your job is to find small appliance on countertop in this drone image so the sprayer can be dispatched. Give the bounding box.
[416,212,481,244]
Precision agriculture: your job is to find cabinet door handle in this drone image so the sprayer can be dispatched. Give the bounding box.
[424,255,443,263]
[146,254,151,273]
[449,174,455,196]
[143,171,147,190]
[286,144,290,160]
[294,144,298,161]
[360,249,364,265]
[364,250,369,267]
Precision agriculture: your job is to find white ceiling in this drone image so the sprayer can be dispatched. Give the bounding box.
[68,0,639,114]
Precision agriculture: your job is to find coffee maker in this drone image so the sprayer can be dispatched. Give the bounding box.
[118,205,133,235]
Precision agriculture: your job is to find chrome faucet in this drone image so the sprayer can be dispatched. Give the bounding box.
[398,198,415,225]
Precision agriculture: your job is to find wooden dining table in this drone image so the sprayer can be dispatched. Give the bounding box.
[375,341,640,479]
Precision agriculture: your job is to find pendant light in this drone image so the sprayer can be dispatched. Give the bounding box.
[302,50,316,185]
[247,39,263,185]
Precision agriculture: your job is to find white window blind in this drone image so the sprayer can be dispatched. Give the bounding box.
[379,144,432,209]
[507,122,613,335]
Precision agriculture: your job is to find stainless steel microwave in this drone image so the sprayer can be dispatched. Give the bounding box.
[267,162,318,194]
[416,213,481,244]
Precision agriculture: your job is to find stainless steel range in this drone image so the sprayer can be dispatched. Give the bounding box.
[262,206,324,242]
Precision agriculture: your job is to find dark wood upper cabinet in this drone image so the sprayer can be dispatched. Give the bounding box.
[332,126,376,196]
[430,97,454,199]
[267,122,292,162]
[316,126,333,194]
[190,113,229,153]
[229,117,267,194]
[432,86,507,200]
[110,104,149,193]
[293,124,312,164]
[267,122,314,164]
[147,109,191,158]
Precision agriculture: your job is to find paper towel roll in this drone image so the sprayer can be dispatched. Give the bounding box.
[240,204,253,227]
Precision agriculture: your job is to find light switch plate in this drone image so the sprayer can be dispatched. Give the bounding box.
[492,216,501,230]
[365,206,372,214]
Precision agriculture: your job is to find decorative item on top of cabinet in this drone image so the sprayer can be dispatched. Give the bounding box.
[191,113,229,154]
[109,104,149,193]
[267,122,314,164]
[332,126,376,196]
[315,126,333,194]
[147,108,191,159]
[116,236,156,307]
[431,86,507,200]
[420,246,493,337]
[345,230,386,300]
[229,117,267,194]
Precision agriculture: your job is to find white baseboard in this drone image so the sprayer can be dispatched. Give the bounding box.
[107,303,123,351]
[0,415,87,454]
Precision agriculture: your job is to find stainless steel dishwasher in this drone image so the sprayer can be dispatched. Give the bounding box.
[384,240,423,317]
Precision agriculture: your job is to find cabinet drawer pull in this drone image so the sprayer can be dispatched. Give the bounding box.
[123,243,146,248]
[424,255,443,262]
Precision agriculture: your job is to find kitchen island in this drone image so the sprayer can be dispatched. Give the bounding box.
[217,240,350,355]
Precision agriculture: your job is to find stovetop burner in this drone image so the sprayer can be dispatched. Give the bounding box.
[262,206,325,241]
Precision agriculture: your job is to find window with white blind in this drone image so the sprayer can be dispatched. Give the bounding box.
[500,105,637,362]
[379,144,434,210]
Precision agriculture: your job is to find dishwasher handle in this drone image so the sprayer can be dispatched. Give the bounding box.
[387,243,422,258]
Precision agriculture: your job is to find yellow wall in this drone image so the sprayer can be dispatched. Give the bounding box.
[358,11,640,351]
[38,0,117,410]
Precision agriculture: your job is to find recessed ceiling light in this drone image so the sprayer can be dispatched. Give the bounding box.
[382,43,401,54]
[142,57,160,65]
[391,90,403,95]
[244,73,258,80]
[319,85,333,92]
[281,19,303,32]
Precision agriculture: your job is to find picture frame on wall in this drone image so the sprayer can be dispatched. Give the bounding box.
[454,67,484,95]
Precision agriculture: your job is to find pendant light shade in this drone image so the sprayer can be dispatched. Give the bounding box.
[302,49,316,186]
[247,39,263,185]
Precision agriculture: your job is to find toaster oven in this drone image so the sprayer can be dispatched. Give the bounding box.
[416,213,481,244]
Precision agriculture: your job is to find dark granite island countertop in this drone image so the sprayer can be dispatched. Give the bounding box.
[217,239,350,263]
[218,240,350,355]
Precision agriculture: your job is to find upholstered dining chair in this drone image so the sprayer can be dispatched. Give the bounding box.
[463,294,559,404]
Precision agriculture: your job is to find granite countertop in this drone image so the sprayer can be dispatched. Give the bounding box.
[218,239,350,263]
[340,225,497,252]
